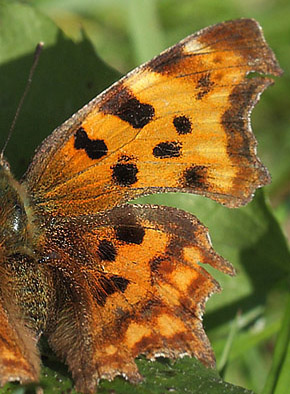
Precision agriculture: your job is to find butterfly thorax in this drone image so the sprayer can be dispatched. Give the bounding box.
[0,159,55,332]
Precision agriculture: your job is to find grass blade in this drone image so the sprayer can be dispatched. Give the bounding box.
[262,291,290,394]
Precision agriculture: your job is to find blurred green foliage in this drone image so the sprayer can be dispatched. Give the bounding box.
[0,0,289,393]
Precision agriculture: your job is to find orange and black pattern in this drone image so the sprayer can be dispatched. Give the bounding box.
[0,19,282,393]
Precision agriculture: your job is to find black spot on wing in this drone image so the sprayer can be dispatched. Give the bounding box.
[100,84,154,129]
[97,239,117,262]
[95,274,130,306]
[196,73,214,100]
[173,115,192,135]
[111,275,130,292]
[74,127,108,160]
[115,222,145,245]
[183,165,208,189]
[153,141,182,159]
[118,97,154,129]
[111,162,138,186]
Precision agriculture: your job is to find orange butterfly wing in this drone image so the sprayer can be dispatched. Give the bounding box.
[42,205,234,391]
[24,19,282,216]
[0,301,39,385]
[0,184,53,387]
[6,18,281,393]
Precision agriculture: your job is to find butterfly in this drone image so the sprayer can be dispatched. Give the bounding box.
[0,18,282,393]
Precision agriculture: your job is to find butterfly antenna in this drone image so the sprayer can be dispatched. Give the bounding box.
[0,42,44,160]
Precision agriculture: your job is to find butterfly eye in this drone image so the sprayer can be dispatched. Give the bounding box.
[11,204,23,233]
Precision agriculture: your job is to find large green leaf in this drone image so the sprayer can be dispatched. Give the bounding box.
[5,356,253,394]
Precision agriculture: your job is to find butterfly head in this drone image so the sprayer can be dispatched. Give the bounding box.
[0,159,32,260]
[0,155,11,173]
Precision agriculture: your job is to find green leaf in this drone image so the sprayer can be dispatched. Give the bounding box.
[5,357,253,394]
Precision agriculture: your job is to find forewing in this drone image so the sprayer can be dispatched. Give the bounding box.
[23,19,282,216]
